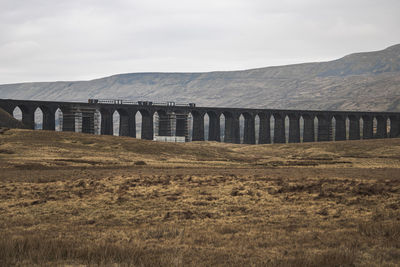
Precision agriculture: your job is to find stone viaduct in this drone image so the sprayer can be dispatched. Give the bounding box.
[1,98,400,144]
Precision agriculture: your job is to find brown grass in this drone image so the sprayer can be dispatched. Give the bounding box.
[0,129,400,266]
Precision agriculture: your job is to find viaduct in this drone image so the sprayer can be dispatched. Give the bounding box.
[1,98,400,144]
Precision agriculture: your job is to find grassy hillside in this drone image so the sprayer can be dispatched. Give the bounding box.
[0,108,25,129]
[1,44,400,111]
[0,129,399,266]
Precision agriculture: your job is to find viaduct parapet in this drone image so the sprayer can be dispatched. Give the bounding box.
[1,98,399,144]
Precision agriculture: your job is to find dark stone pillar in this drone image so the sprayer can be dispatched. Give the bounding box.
[100,109,113,135]
[376,116,387,139]
[334,115,346,141]
[158,113,172,136]
[233,115,240,144]
[273,113,286,144]
[317,114,332,142]
[82,113,95,134]
[141,110,154,140]
[303,114,315,142]
[208,112,220,142]
[42,108,56,131]
[243,114,256,144]
[258,113,271,144]
[61,107,75,132]
[119,115,129,136]
[118,110,136,137]
[21,107,35,129]
[224,114,232,143]
[224,113,240,143]
[288,114,300,143]
[389,116,400,138]
[192,113,205,141]
[349,115,360,140]
[176,113,188,137]
[127,112,137,138]
[362,115,373,139]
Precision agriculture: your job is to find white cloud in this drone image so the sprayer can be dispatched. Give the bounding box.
[0,0,399,84]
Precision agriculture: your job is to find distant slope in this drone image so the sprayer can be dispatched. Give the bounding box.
[0,108,25,128]
[1,44,400,111]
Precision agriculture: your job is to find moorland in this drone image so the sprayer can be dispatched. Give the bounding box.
[0,129,399,266]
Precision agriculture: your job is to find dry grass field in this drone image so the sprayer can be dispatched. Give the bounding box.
[0,128,399,266]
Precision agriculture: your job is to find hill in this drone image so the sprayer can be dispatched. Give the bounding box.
[0,107,25,129]
[1,44,400,111]
[0,129,399,265]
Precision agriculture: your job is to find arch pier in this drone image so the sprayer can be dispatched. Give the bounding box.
[362,115,374,139]
[207,111,220,142]
[192,111,205,141]
[258,113,271,144]
[302,114,315,142]
[288,113,300,143]
[1,99,399,144]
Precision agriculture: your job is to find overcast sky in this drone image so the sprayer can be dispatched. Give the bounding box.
[1,0,399,84]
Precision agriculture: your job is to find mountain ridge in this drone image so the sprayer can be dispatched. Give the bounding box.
[1,44,400,111]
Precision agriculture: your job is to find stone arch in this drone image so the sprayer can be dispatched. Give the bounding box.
[299,115,305,142]
[34,107,44,130]
[239,113,245,143]
[13,106,23,121]
[112,110,120,136]
[358,116,364,139]
[345,116,350,140]
[185,111,194,142]
[285,115,290,143]
[270,114,275,142]
[135,111,142,138]
[55,108,63,132]
[17,105,34,129]
[372,116,378,137]
[314,116,319,142]
[204,112,210,141]
[110,108,134,137]
[254,114,260,144]
[219,112,225,142]
[331,116,336,141]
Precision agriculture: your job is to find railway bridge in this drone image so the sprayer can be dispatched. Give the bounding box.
[1,98,399,144]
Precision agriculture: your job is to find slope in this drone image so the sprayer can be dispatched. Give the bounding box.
[1,44,400,111]
[0,108,25,129]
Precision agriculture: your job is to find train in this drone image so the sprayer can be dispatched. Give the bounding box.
[88,99,196,107]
